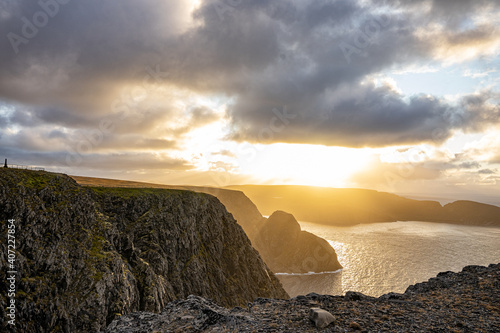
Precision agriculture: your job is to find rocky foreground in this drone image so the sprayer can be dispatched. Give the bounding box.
[105,263,500,332]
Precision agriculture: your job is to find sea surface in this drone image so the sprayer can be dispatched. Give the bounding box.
[276,221,500,297]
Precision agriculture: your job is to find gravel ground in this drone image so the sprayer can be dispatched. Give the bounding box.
[105,263,500,332]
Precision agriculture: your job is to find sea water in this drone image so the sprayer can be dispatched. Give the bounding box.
[277,221,500,297]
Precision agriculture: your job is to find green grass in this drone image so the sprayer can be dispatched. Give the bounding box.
[0,169,53,190]
[89,186,187,198]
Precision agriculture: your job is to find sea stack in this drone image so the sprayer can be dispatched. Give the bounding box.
[253,210,342,273]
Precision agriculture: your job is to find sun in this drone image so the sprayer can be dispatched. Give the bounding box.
[237,143,371,187]
[181,119,371,188]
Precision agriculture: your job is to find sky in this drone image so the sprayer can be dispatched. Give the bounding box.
[1,0,499,204]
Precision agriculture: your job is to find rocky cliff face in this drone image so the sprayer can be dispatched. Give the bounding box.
[181,186,266,241]
[253,211,342,273]
[0,169,288,333]
[71,176,343,274]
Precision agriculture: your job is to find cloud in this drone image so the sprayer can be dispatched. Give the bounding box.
[1,0,500,171]
[458,161,482,169]
[349,154,442,188]
[418,24,500,64]
[0,145,192,172]
[478,168,496,175]
[0,0,193,112]
[211,149,236,158]
[190,106,220,127]
[182,1,500,147]
[459,133,500,165]
[228,82,500,147]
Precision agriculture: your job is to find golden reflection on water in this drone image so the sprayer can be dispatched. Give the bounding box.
[277,221,500,297]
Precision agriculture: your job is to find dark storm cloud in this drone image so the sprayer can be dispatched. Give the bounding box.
[0,0,187,113]
[1,0,500,163]
[228,84,500,147]
[176,0,499,147]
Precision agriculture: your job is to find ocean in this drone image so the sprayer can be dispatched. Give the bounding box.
[276,221,500,297]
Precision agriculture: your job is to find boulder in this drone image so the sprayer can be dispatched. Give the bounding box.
[309,307,335,329]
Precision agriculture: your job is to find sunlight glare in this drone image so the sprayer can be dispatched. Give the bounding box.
[238,144,372,187]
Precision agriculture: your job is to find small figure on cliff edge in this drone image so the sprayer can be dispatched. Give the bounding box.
[4,159,7,168]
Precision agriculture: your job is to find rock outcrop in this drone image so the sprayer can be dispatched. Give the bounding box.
[0,169,288,333]
[105,263,500,332]
[253,211,342,273]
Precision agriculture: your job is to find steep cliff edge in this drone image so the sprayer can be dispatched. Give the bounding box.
[70,176,267,240]
[71,176,343,274]
[0,169,288,333]
[181,186,266,241]
[254,211,342,273]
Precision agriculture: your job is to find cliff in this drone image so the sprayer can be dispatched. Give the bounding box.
[70,177,267,240]
[105,263,500,332]
[71,176,342,274]
[227,185,500,227]
[181,186,266,241]
[253,211,342,273]
[442,201,500,226]
[0,169,288,333]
